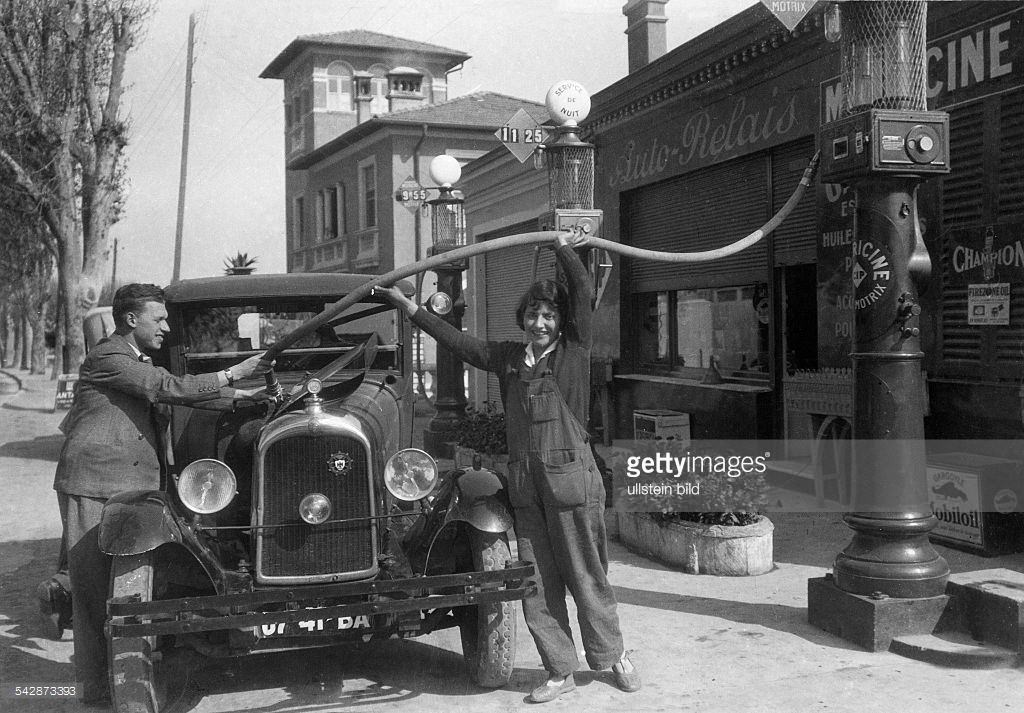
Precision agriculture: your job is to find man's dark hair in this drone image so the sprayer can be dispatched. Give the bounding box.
[515,279,569,331]
[112,283,165,328]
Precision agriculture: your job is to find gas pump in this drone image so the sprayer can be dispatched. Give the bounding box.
[808,0,952,649]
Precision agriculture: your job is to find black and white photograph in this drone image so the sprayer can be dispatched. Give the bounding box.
[1,1,1023,711]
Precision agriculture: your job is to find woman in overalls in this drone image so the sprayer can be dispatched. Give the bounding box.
[378,232,639,703]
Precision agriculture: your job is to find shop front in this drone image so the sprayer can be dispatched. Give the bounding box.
[587,4,830,448]
[587,2,1024,486]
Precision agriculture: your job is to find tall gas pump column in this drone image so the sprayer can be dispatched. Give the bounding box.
[808,1,952,650]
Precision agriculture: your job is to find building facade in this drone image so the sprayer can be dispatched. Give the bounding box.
[460,0,1024,470]
[583,1,1024,455]
[262,30,548,390]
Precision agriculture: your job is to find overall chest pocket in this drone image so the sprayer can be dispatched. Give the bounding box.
[527,392,561,422]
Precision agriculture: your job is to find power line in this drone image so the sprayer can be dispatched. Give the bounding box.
[128,39,188,132]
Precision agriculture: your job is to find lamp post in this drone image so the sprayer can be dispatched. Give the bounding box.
[809,1,951,650]
[421,155,468,457]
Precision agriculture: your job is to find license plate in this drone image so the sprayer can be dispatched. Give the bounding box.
[255,614,372,638]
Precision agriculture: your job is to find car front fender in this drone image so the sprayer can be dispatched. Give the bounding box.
[443,466,514,534]
[99,490,187,556]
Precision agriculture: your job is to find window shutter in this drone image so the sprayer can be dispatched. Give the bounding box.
[939,101,986,366]
[771,138,818,266]
[623,152,769,293]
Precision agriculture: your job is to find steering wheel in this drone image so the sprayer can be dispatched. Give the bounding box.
[265,333,379,418]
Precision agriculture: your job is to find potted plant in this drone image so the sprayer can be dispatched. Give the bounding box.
[612,442,774,576]
[452,404,509,471]
[224,251,258,275]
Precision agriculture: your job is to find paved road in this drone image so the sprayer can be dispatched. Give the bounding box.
[1,368,1022,713]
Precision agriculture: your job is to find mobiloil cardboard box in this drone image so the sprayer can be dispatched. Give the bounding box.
[927,452,1024,556]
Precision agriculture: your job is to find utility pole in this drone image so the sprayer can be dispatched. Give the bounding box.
[110,236,118,292]
[172,12,196,284]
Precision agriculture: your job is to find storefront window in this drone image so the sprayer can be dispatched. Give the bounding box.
[637,284,767,380]
[637,291,671,365]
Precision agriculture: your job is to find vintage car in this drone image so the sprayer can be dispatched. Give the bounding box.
[98,273,534,712]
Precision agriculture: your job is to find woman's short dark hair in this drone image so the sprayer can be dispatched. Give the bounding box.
[113,283,165,328]
[515,279,569,331]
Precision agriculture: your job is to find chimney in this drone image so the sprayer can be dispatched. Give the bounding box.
[623,0,668,73]
[387,66,426,113]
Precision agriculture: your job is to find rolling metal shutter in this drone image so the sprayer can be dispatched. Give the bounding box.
[623,152,770,292]
[939,101,986,365]
[771,138,818,266]
[995,90,1024,367]
[939,92,1024,377]
[481,220,555,406]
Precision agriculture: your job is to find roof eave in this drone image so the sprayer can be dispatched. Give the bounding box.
[260,39,471,79]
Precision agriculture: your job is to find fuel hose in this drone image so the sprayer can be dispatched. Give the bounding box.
[264,151,819,364]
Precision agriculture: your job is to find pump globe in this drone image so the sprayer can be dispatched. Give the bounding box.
[545,80,591,127]
[429,155,461,187]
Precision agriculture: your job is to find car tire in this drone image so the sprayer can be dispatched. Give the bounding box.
[108,552,169,713]
[458,529,516,688]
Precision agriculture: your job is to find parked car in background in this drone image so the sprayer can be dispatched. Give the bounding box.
[98,273,533,712]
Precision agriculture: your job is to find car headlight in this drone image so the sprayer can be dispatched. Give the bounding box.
[384,448,438,501]
[177,459,236,514]
[299,493,332,525]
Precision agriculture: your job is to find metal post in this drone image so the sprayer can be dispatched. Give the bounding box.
[422,258,467,457]
[421,158,468,458]
[836,175,948,598]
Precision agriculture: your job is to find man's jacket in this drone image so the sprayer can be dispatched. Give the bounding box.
[53,333,222,498]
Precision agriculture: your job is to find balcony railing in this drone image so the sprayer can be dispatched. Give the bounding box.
[352,227,379,270]
[292,235,348,273]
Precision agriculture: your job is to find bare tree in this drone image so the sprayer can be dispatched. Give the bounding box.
[0,0,149,370]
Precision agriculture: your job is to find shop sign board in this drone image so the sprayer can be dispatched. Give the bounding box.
[603,65,826,191]
[54,373,78,411]
[968,283,1010,325]
[815,181,855,367]
[928,463,984,547]
[819,6,1023,118]
[495,109,547,164]
[760,1,814,32]
[394,176,427,211]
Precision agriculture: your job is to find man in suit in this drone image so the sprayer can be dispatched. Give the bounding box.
[52,283,273,704]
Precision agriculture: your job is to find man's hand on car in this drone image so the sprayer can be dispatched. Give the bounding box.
[232,352,276,379]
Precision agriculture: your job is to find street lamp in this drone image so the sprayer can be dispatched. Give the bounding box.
[421,154,468,457]
[809,0,951,651]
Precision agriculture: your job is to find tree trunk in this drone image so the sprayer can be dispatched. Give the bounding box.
[20,316,31,370]
[5,309,16,369]
[56,214,88,371]
[51,297,64,380]
[0,304,8,368]
[30,300,49,374]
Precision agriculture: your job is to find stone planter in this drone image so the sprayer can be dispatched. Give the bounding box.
[453,446,510,473]
[617,512,774,576]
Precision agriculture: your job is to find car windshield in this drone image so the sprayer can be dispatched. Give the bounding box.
[179,299,401,375]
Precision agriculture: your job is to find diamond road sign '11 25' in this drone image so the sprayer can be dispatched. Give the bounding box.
[761,0,815,31]
[496,109,548,163]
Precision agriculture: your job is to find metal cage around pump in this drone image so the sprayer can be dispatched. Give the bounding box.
[546,130,595,211]
[838,0,928,115]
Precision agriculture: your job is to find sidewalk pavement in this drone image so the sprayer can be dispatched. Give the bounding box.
[2,372,1022,712]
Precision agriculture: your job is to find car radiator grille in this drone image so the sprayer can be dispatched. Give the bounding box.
[259,435,374,579]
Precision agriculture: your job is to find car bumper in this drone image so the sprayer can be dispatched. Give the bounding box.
[106,561,535,638]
